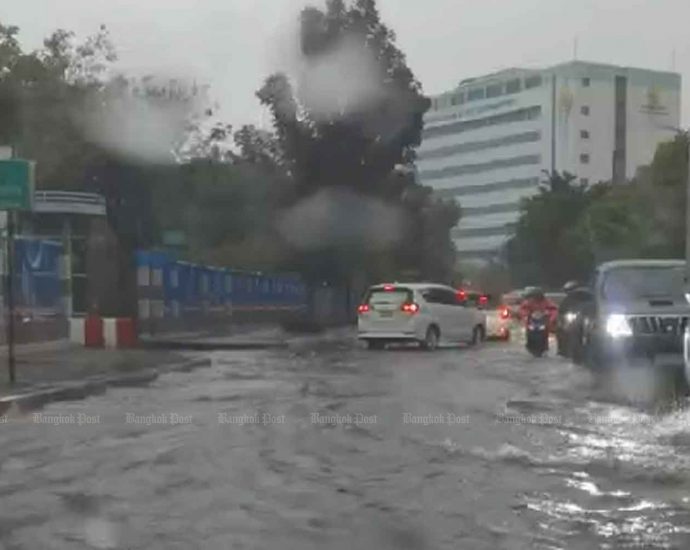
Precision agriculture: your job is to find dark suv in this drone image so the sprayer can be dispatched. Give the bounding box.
[575,260,690,369]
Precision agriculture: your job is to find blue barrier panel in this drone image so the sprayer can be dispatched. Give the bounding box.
[135,249,308,316]
[14,238,63,314]
[209,268,223,307]
[176,262,194,312]
[222,269,233,306]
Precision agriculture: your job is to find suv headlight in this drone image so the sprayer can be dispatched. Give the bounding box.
[605,314,633,338]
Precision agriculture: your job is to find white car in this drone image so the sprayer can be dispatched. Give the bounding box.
[357,283,486,350]
[485,306,513,340]
[464,291,512,341]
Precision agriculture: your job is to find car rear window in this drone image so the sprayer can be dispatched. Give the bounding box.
[364,287,413,306]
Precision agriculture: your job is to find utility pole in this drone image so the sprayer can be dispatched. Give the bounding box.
[0,149,33,385]
[685,137,690,292]
[5,210,15,384]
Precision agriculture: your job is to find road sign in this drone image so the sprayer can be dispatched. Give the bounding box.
[0,160,34,211]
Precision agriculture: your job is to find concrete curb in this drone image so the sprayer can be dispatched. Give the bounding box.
[0,357,211,415]
[140,340,289,351]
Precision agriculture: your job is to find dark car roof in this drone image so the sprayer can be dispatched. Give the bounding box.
[598,259,685,273]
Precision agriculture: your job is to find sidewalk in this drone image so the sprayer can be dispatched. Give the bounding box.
[0,339,204,407]
[0,324,355,411]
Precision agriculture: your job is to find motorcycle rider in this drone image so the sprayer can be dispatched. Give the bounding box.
[519,287,558,329]
[556,280,592,359]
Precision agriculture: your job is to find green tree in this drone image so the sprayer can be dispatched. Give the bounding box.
[256,0,456,284]
[506,171,591,286]
[638,133,688,257]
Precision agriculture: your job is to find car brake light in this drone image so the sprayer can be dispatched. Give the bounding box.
[401,302,419,314]
[499,307,510,319]
[456,289,466,300]
[479,295,488,305]
[357,304,370,314]
[383,284,395,291]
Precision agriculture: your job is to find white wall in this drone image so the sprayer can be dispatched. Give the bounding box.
[625,72,681,178]
[452,235,509,252]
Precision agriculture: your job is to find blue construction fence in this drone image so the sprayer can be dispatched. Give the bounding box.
[136,250,308,332]
[8,237,64,317]
[0,237,67,344]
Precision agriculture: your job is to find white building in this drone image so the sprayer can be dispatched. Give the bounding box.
[417,61,681,263]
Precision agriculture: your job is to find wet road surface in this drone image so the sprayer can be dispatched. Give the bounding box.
[2,335,690,549]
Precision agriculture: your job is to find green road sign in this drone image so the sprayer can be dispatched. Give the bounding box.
[0,160,34,210]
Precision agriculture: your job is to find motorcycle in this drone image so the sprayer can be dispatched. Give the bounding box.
[526,310,549,357]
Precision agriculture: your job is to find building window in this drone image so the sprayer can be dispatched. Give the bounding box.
[422,105,542,140]
[580,153,590,164]
[467,87,485,101]
[580,177,589,185]
[582,77,590,87]
[525,75,542,89]
[505,78,521,94]
[486,83,503,98]
[419,154,542,180]
[580,129,590,139]
[580,105,590,115]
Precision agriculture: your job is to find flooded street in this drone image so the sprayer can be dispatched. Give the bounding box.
[2,334,690,549]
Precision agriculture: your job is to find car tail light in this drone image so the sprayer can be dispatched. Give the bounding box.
[479,295,488,306]
[383,284,395,291]
[499,307,510,320]
[401,302,419,314]
[456,289,466,301]
[357,304,370,314]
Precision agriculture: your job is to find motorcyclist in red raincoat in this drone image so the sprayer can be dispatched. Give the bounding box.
[519,287,558,332]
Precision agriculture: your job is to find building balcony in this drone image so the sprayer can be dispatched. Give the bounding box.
[33,191,107,216]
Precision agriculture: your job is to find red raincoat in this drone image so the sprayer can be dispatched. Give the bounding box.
[519,297,558,331]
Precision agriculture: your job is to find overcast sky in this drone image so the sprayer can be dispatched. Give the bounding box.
[2,0,690,127]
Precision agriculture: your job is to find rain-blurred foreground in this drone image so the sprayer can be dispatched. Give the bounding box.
[2,337,690,549]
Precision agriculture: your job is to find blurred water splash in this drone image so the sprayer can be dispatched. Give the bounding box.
[77,78,206,164]
[277,188,403,251]
[297,36,384,121]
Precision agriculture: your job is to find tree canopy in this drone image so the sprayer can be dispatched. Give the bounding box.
[256,0,459,284]
[506,134,689,288]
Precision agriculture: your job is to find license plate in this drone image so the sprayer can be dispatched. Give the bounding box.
[379,311,393,318]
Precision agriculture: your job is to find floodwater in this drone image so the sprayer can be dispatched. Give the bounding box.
[1,334,690,549]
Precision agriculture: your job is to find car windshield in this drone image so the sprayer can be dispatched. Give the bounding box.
[601,266,685,302]
[6,1,690,548]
